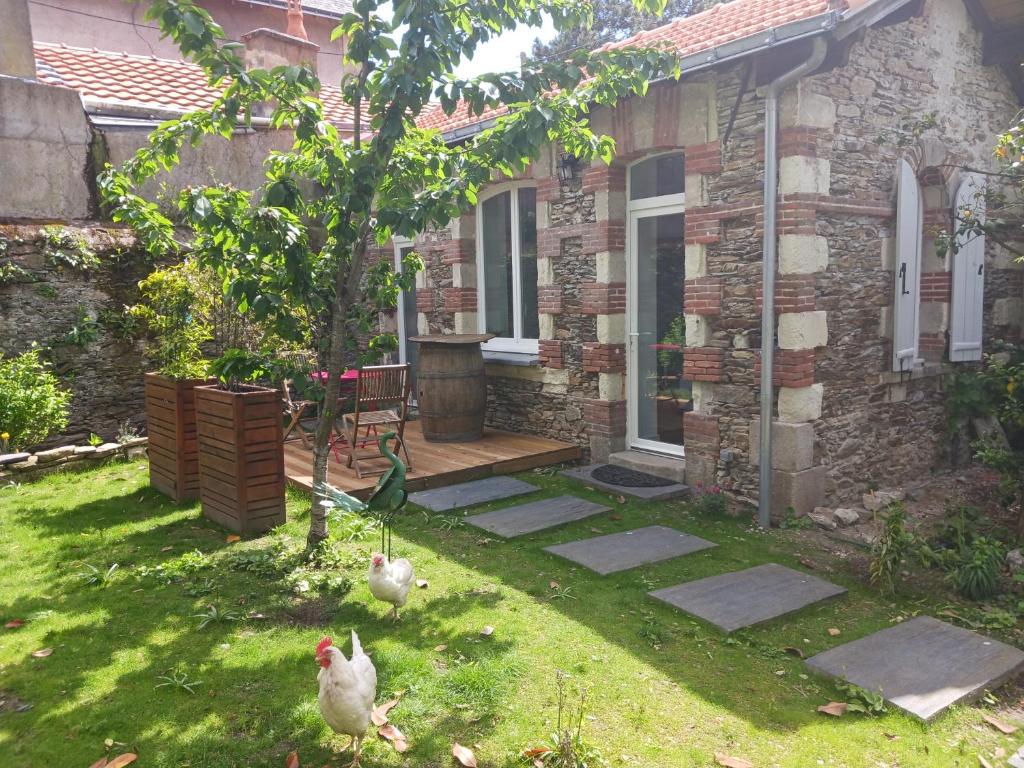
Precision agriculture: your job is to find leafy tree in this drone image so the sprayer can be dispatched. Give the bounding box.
[101,0,680,548]
[531,0,712,62]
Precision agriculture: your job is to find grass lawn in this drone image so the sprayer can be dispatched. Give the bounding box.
[1,459,1021,767]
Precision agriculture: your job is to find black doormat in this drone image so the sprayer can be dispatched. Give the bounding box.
[591,464,677,488]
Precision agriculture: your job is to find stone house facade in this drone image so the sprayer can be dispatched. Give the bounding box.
[385,0,1024,515]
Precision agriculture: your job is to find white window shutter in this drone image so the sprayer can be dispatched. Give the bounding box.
[892,159,923,372]
[950,173,986,362]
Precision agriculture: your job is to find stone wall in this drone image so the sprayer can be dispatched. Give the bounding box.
[0,223,151,446]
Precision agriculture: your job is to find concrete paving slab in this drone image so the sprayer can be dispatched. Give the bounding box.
[466,495,610,538]
[806,615,1024,721]
[649,563,846,633]
[408,476,537,512]
[561,464,689,501]
[544,526,717,575]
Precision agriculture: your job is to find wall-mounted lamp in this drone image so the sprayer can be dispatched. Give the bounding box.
[556,152,580,183]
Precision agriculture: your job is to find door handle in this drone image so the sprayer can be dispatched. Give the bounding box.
[899,263,909,295]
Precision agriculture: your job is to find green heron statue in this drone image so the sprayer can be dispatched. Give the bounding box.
[316,430,408,558]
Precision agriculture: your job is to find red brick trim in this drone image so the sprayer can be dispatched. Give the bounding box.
[755,348,816,388]
[920,332,945,361]
[920,271,951,303]
[441,237,475,265]
[582,343,625,374]
[442,287,477,313]
[539,220,625,255]
[538,284,563,315]
[584,398,627,437]
[683,346,724,383]
[581,282,626,315]
[581,164,627,194]
[415,288,436,313]
[684,277,723,316]
[777,200,817,236]
[536,177,561,203]
[684,412,720,455]
[685,140,723,175]
[756,275,816,314]
[538,339,564,369]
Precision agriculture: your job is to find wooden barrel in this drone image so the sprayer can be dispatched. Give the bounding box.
[411,334,493,442]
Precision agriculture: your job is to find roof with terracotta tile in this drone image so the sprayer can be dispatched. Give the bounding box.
[417,0,842,136]
[34,42,363,125]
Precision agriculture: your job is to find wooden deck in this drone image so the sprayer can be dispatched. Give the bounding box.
[283,420,581,498]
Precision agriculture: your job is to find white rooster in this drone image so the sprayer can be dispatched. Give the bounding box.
[316,632,377,767]
[368,552,415,620]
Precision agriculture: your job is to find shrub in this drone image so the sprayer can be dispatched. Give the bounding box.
[0,348,71,450]
[691,484,727,516]
[949,536,1004,601]
[869,502,915,595]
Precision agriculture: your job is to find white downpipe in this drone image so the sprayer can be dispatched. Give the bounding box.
[758,38,828,530]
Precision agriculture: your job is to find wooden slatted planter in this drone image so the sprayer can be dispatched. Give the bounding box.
[145,373,215,502]
[195,384,285,534]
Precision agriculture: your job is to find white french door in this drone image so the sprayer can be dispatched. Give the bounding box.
[393,238,418,403]
[627,204,687,456]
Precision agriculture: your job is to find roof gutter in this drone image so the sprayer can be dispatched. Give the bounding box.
[757,35,829,530]
[440,10,840,143]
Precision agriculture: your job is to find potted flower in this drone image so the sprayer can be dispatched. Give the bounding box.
[194,350,285,534]
[134,264,215,502]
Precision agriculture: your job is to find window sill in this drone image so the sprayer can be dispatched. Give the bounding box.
[482,350,540,367]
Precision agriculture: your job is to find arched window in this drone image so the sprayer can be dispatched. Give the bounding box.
[476,183,539,353]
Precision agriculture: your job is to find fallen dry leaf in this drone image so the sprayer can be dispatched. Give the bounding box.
[480,625,495,638]
[979,755,994,768]
[616,495,626,504]
[416,579,429,589]
[378,723,409,752]
[782,646,804,659]
[88,759,109,768]
[433,644,448,653]
[714,753,753,768]
[31,648,53,658]
[285,750,300,768]
[452,742,478,767]
[549,581,560,589]
[106,755,137,768]
[884,733,899,741]
[827,628,841,637]
[226,535,241,543]
[982,713,1017,734]
[523,747,552,758]
[371,699,400,726]
[817,702,848,717]
[4,619,24,629]
[160,546,173,552]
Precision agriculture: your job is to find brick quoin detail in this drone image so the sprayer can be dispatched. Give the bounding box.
[683,412,720,455]
[537,284,563,314]
[920,332,945,362]
[755,348,816,388]
[538,339,564,369]
[684,277,723,316]
[777,200,817,236]
[539,220,625,256]
[536,177,560,202]
[415,288,436,313]
[920,272,952,303]
[581,282,626,315]
[441,238,474,265]
[582,343,625,374]
[442,287,477,313]
[584,398,626,438]
[683,346,724,383]
[755,127,831,160]
[685,140,723,175]
[924,206,950,231]
[756,275,816,314]
[582,164,626,194]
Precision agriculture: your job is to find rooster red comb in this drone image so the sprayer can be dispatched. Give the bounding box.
[316,636,333,656]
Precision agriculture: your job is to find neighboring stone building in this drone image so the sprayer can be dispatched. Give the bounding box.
[27,0,356,83]
[396,0,1024,515]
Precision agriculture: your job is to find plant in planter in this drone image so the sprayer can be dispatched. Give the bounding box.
[134,262,215,502]
[194,350,286,534]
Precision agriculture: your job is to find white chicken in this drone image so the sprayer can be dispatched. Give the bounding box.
[367,553,415,620]
[316,632,377,767]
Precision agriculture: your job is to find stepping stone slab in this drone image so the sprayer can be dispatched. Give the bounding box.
[466,495,610,538]
[408,476,537,512]
[806,615,1024,721]
[649,563,846,633]
[544,525,717,575]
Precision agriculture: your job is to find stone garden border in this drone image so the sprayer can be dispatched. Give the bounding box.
[0,437,148,484]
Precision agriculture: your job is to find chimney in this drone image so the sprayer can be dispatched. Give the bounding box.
[286,0,309,41]
[241,27,319,74]
[1,0,39,79]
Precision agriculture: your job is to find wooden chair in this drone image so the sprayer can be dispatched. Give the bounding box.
[281,378,318,449]
[336,364,413,478]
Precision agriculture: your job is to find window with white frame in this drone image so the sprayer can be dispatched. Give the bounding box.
[476,185,539,353]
